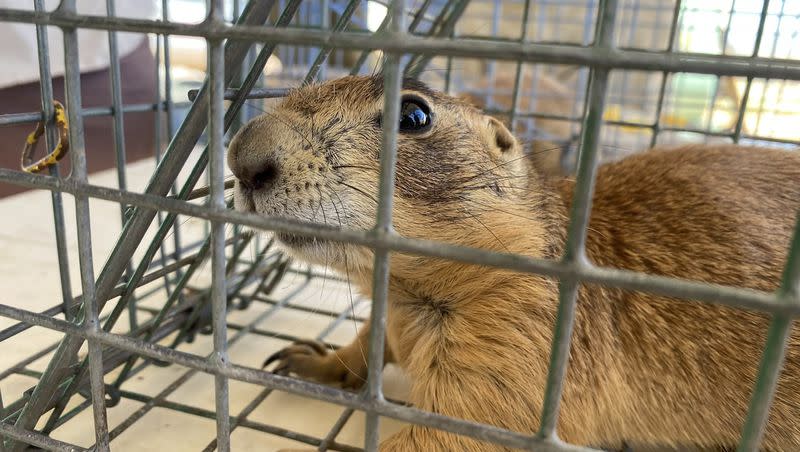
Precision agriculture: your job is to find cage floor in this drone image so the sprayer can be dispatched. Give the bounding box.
[0,155,411,451]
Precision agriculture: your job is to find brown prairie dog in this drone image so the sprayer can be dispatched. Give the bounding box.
[458,68,577,179]
[227,75,800,451]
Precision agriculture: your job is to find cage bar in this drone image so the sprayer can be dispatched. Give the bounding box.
[538,0,617,440]
[32,0,74,322]
[0,1,798,451]
[2,8,800,80]
[738,213,800,450]
[207,0,231,449]
[58,1,110,451]
[364,3,406,450]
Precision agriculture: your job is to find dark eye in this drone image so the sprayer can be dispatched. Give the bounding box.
[399,95,432,133]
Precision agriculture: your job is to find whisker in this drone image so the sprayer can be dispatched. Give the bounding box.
[460,207,511,253]
[468,145,567,180]
[327,191,369,380]
[338,181,378,204]
[331,164,376,172]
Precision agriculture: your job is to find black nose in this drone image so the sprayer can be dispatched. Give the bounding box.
[240,159,279,191]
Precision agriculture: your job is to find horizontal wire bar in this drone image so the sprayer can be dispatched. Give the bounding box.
[0,421,85,452]
[0,168,793,316]
[483,108,800,146]
[187,87,291,101]
[0,302,595,452]
[245,294,369,322]
[0,102,192,126]
[1,9,799,79]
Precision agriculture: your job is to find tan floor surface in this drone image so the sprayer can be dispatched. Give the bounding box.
[0,150,409,451]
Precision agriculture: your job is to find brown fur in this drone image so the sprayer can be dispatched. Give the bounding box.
[227,75,800,451]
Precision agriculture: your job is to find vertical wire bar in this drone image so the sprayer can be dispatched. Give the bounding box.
[566,1,602,173]
[35,0,139,430]
[58,0,110,450]
[444,39,453,95]
[648,0,682,148]
[486,0,501,102]
[207,1,230,449]
[753,0,787,135]
[613,1,639,148]
[162,0,185,270]
[536,0,617,440]
[231,0,246,138]
[0,390,4,452]
[732,0,770,143]
[350,0,431,77]
[508,0,533,129]
[403,0,470,79]
[152,34,177,302]
[33,0,74,321]
[228,0,244,255]
[302,0,361,86]
[737,214,800,451]
[702,0,738,142]
[161,0,176,140]
[364,1,405,451]
[105,0,129,221]
[319,0,330,81]
[105,0,139,331]
[240,4,259,127]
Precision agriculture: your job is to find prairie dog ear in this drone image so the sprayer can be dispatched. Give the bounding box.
[487,116,517,154]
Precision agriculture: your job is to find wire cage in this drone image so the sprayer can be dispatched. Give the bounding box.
[0,0,799,451]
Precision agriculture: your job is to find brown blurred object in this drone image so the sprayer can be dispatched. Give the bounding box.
[0,39,157,198]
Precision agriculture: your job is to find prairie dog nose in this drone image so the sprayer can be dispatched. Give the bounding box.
[237,158,279,191]
[227,118,281,191]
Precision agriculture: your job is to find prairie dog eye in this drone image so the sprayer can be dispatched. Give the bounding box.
[399,95,432,133]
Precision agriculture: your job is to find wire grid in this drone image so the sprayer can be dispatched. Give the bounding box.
[0,0,799,451]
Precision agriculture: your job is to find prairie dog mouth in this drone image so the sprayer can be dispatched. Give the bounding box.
[232,182,329,250]
[233,184,256,213]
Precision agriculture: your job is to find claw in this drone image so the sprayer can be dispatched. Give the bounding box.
[291,339,328,355]
[273,365,290,376]
[263,350,285,368]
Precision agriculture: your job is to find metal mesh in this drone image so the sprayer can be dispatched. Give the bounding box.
[0,0,799,451]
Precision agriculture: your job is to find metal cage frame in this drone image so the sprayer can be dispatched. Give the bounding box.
[0,0,799,451]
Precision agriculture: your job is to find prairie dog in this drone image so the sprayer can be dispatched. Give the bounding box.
[227,75,800,451]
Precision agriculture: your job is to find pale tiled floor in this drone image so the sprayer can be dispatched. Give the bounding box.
[0,152,410,451]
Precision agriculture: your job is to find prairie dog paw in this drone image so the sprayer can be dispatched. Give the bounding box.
[263,339,367,389]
